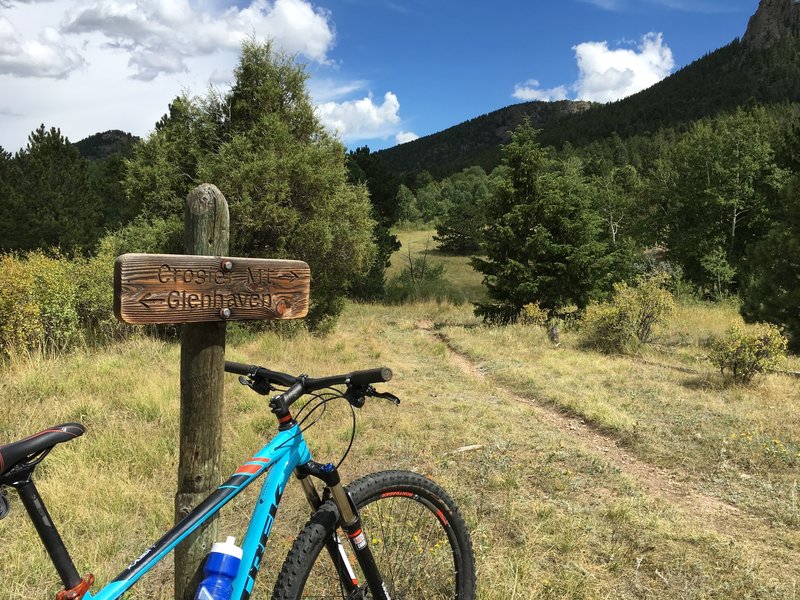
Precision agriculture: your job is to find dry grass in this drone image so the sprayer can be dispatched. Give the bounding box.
[388,228,487,303]
[1,300,799,598]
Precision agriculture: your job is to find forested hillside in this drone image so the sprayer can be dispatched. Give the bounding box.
[74,130,139,161]
[376,100,592,178]
[378,3,800,180]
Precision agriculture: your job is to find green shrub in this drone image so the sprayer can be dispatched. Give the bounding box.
[581,302,637,353]
[0,252,84,356]
[73,241,130,342]
[581,274,676,353]
[0,254,44,356]
[0,248,132,356]
[25,252,80,350]
[520,302,549,326]
[709,324,788,384]
[100,215,183,256]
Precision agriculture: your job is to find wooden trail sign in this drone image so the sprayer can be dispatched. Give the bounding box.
[114,253,311,325]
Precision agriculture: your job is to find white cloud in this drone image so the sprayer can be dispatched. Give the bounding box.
[395,131,418,144]
[578,0,737,13]
[0,16,84,78]
[309,78,370,103]
[573,32,674,102]
[512,79,569,102]
[316,91,403,142]
[61,0,335,80]
[0,0,341,151]
[513,32,674,105]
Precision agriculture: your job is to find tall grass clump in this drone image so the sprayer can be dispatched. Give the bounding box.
[581,273,676,353]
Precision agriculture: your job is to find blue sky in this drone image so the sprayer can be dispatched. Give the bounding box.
[0,0,760,153]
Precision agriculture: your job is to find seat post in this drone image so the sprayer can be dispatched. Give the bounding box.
[15,478,82,589]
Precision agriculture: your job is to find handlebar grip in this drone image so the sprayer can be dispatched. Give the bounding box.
[224,361,254,376]
[348,367,393,386]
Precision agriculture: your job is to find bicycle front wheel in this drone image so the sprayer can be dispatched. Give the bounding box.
[272,470,476,599]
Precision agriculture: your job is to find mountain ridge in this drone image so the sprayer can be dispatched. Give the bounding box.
[378,0,800,180]
[375,100,592,179]
[743,0,800,49]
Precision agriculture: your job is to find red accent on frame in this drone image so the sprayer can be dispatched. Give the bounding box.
[234,464,262,475]
[55,574,94,599]
[278,413,293,424]
[347,528,362,539]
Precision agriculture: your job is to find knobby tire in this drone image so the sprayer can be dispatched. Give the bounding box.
[271,470,476,599]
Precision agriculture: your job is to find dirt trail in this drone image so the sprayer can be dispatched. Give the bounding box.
[422,325,779,536]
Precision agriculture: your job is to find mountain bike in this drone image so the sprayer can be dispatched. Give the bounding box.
[0,361,476,599]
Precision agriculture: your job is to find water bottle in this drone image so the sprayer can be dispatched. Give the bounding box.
[194,536,243,600]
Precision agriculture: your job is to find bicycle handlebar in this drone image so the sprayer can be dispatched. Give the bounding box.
[224,361,392,395]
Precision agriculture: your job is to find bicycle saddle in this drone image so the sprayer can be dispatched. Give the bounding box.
[0,423,85,478]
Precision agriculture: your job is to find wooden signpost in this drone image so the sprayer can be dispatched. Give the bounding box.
[114,254,311,325]
[112,183,312,600]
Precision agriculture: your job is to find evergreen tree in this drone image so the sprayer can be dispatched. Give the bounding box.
[434,166,491,254]
[472,122,606,323]
[123,41,376,329]
[0,147,21,251]
[741,176,800,351]
[87,138,139,230]
[4,126,102,253]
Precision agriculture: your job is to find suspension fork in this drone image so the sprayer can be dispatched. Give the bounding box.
[296,462,391,600]
[296,466,359,595]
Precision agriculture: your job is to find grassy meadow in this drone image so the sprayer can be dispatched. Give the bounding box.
[388,228,487,303]
[1,232,799,598]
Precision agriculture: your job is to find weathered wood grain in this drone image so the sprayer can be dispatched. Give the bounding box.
[175,184,228,600]
[114,253,311,324]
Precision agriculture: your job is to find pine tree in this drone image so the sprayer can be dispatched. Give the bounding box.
[345,146,401,299]
[472,122,606,323]
[5,126,102,253]
[434,166,490,254]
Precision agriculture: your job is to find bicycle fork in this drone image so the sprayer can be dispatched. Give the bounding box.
[296,462,392,600]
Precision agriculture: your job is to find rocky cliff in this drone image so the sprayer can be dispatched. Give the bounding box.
[743,0,800,49]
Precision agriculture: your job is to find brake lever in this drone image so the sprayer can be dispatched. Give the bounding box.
[238,375,271,396]
[369,389,401,405]
[344,384,400,408]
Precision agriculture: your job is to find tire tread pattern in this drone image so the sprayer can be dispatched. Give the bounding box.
[271,470,476,600]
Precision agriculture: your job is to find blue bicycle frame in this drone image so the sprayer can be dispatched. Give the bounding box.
[84,423,312,600]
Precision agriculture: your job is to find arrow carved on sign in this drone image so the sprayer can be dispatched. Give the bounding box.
[138,293,166,309]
